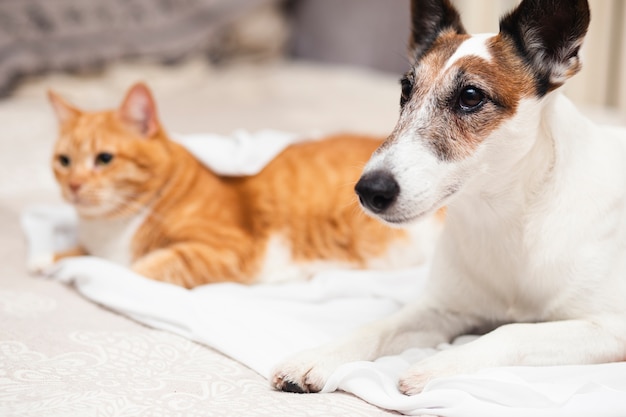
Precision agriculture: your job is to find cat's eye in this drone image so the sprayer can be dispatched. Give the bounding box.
[95,152,114,166]
[58,155,70,167]
[457,86,486,112]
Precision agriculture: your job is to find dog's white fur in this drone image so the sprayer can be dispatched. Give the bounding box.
[272,0,626,395]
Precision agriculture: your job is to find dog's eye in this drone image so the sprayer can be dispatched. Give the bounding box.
[400,77,413,107]
[95,152,114,166]
[458,87,485,112]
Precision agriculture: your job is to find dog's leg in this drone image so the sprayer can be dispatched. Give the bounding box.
[399,318,626,395]
[271,299,479,393]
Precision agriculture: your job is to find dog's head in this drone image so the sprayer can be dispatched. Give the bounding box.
[355,0,590,225]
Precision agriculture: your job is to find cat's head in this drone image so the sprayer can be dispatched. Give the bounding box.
[49,83,172,219]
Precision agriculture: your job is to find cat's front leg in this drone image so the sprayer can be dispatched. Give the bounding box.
[132,248,191,287]
[28,246,87,275]
[131,242,251,288]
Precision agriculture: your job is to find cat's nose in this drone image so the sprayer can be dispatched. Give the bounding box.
[69,182,82,193]
[354,170,399,213]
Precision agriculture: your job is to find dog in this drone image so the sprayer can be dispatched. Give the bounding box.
[271,0,626,396]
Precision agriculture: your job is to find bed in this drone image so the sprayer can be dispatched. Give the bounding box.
[4,55,626,417]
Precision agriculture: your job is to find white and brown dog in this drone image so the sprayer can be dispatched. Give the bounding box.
[272,0,626,396]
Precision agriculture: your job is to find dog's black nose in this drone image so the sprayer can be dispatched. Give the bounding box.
[355,170,399,213]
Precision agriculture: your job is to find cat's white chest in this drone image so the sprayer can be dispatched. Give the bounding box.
[77,210,148,266]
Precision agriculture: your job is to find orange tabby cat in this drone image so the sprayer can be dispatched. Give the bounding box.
[46,83,442,288]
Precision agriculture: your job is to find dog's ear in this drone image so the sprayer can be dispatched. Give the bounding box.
[499,0,590,95]
[409,0,466,63]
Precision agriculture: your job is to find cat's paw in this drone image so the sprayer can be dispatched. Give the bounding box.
[271,350,342,393]
[27,253,56,276]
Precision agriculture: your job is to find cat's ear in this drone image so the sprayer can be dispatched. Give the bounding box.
[48,90,81,124]
[118,83,160,138]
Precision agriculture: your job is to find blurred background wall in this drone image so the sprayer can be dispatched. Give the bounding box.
[1,0,624,116]
[289,0,626,116]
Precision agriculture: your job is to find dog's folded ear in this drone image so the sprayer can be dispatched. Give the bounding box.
[409,0,466,63]
[499,0,590,96]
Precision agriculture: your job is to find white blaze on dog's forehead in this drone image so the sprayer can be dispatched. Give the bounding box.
[443,33,495,71]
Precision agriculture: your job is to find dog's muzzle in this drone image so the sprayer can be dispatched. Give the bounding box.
[355,170,400,214]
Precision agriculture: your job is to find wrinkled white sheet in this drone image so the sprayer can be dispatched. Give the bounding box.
[172,129,310,176]
[21,131,626,417]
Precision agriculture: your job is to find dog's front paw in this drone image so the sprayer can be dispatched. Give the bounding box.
[398,354,463,395]
[271,349,341,394]
[398,367,439,396]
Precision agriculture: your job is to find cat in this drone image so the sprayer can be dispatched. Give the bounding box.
[43,82,443,288]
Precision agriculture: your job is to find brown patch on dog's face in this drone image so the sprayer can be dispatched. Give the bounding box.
[400,30,469,108]
[390,32,538,162]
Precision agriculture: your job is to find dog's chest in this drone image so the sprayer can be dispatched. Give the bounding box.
[78,211,148,266]
[452,215,566,320]
[470,259,557,321]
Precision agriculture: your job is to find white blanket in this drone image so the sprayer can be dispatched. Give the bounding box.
[172,129,311,176]
[22,131,626,417]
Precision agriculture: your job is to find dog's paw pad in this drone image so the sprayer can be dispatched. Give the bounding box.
[271,354,337,394]
[271,367,321,393]
[281,380,307,394]
[272,373,312,393]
